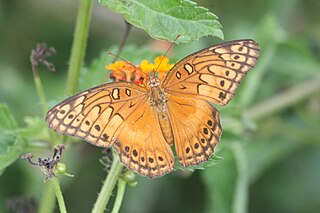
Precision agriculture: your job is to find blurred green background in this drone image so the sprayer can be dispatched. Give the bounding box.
[0,0,319,213]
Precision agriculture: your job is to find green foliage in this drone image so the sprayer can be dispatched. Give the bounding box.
[0,104,24,175]
[99,0,223,43]
[175,154,223,171]
[0,105,17,130]
[19,116,50,142]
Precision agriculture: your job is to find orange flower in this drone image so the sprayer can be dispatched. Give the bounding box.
[106,56,174,84]
[106,61,137,82]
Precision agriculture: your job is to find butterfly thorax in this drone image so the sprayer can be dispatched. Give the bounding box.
[146,75,167,112]
[146,75,174,145]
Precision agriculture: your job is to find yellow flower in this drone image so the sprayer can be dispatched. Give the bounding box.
[151,56,174,81]
[153,56,174,73]
[139,60,155,73]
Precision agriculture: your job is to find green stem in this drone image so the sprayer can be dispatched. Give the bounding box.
[66,0,93,94]
[92,155,124,213]
[51,177,67,213]
[245,75,320,120]
[38,183,56,213]
[32,65,58,145]
[229,142,249,213]
[111,179,127,213]
[32,66,48,116]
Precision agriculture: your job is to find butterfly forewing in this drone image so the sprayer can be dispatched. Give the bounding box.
[162,39,260,106]
[46,82,148,147]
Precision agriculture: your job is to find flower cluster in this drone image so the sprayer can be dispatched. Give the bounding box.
[106,56,174,85]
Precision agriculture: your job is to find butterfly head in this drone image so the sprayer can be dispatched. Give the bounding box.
[146,71,161,88]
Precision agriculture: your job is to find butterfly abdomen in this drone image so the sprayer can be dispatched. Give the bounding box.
[157,111,174,145]
[148,85,174,145]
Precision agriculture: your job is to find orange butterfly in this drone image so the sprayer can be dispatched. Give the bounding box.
[46,39,260,178]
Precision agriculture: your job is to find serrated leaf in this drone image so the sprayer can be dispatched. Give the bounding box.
[0,104,25,175]
[99,0,223,43]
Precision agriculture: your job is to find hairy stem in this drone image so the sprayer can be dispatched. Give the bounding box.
[66,0,93,94]
[92,155,124,213]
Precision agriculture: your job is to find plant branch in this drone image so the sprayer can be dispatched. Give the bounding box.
[92,155,124,213]
[51,177,67,213]
[111,179,127,213]
[32,64,48,116]
[229,142,249,213]
[66,0,93,94]
[245,75,320,120]
[30,43,56,117]
[112,20,132,63]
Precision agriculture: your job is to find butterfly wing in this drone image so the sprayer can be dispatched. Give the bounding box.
[162,39,260,106]
[113,103,174,178]
[46,82,148,147]
[167,95,222,166]
[46,82,174,177]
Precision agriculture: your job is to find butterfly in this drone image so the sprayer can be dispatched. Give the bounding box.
[46,39,260,178]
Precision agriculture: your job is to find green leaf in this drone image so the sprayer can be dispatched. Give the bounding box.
[0,104,25,175]
[19,116,50,142]
[99,0,223,43]
[80,51,113,91]
[174,154,223,171]
[0,104,18,130]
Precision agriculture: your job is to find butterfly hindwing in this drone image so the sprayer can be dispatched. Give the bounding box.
[46,82,148,147]
[167,95,222,166]
[113,103,175,178]
[162,39,260,106]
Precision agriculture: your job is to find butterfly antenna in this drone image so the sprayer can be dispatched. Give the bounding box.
[106,51,147,76]
[106,52,136,68]
[155,34,181,72]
